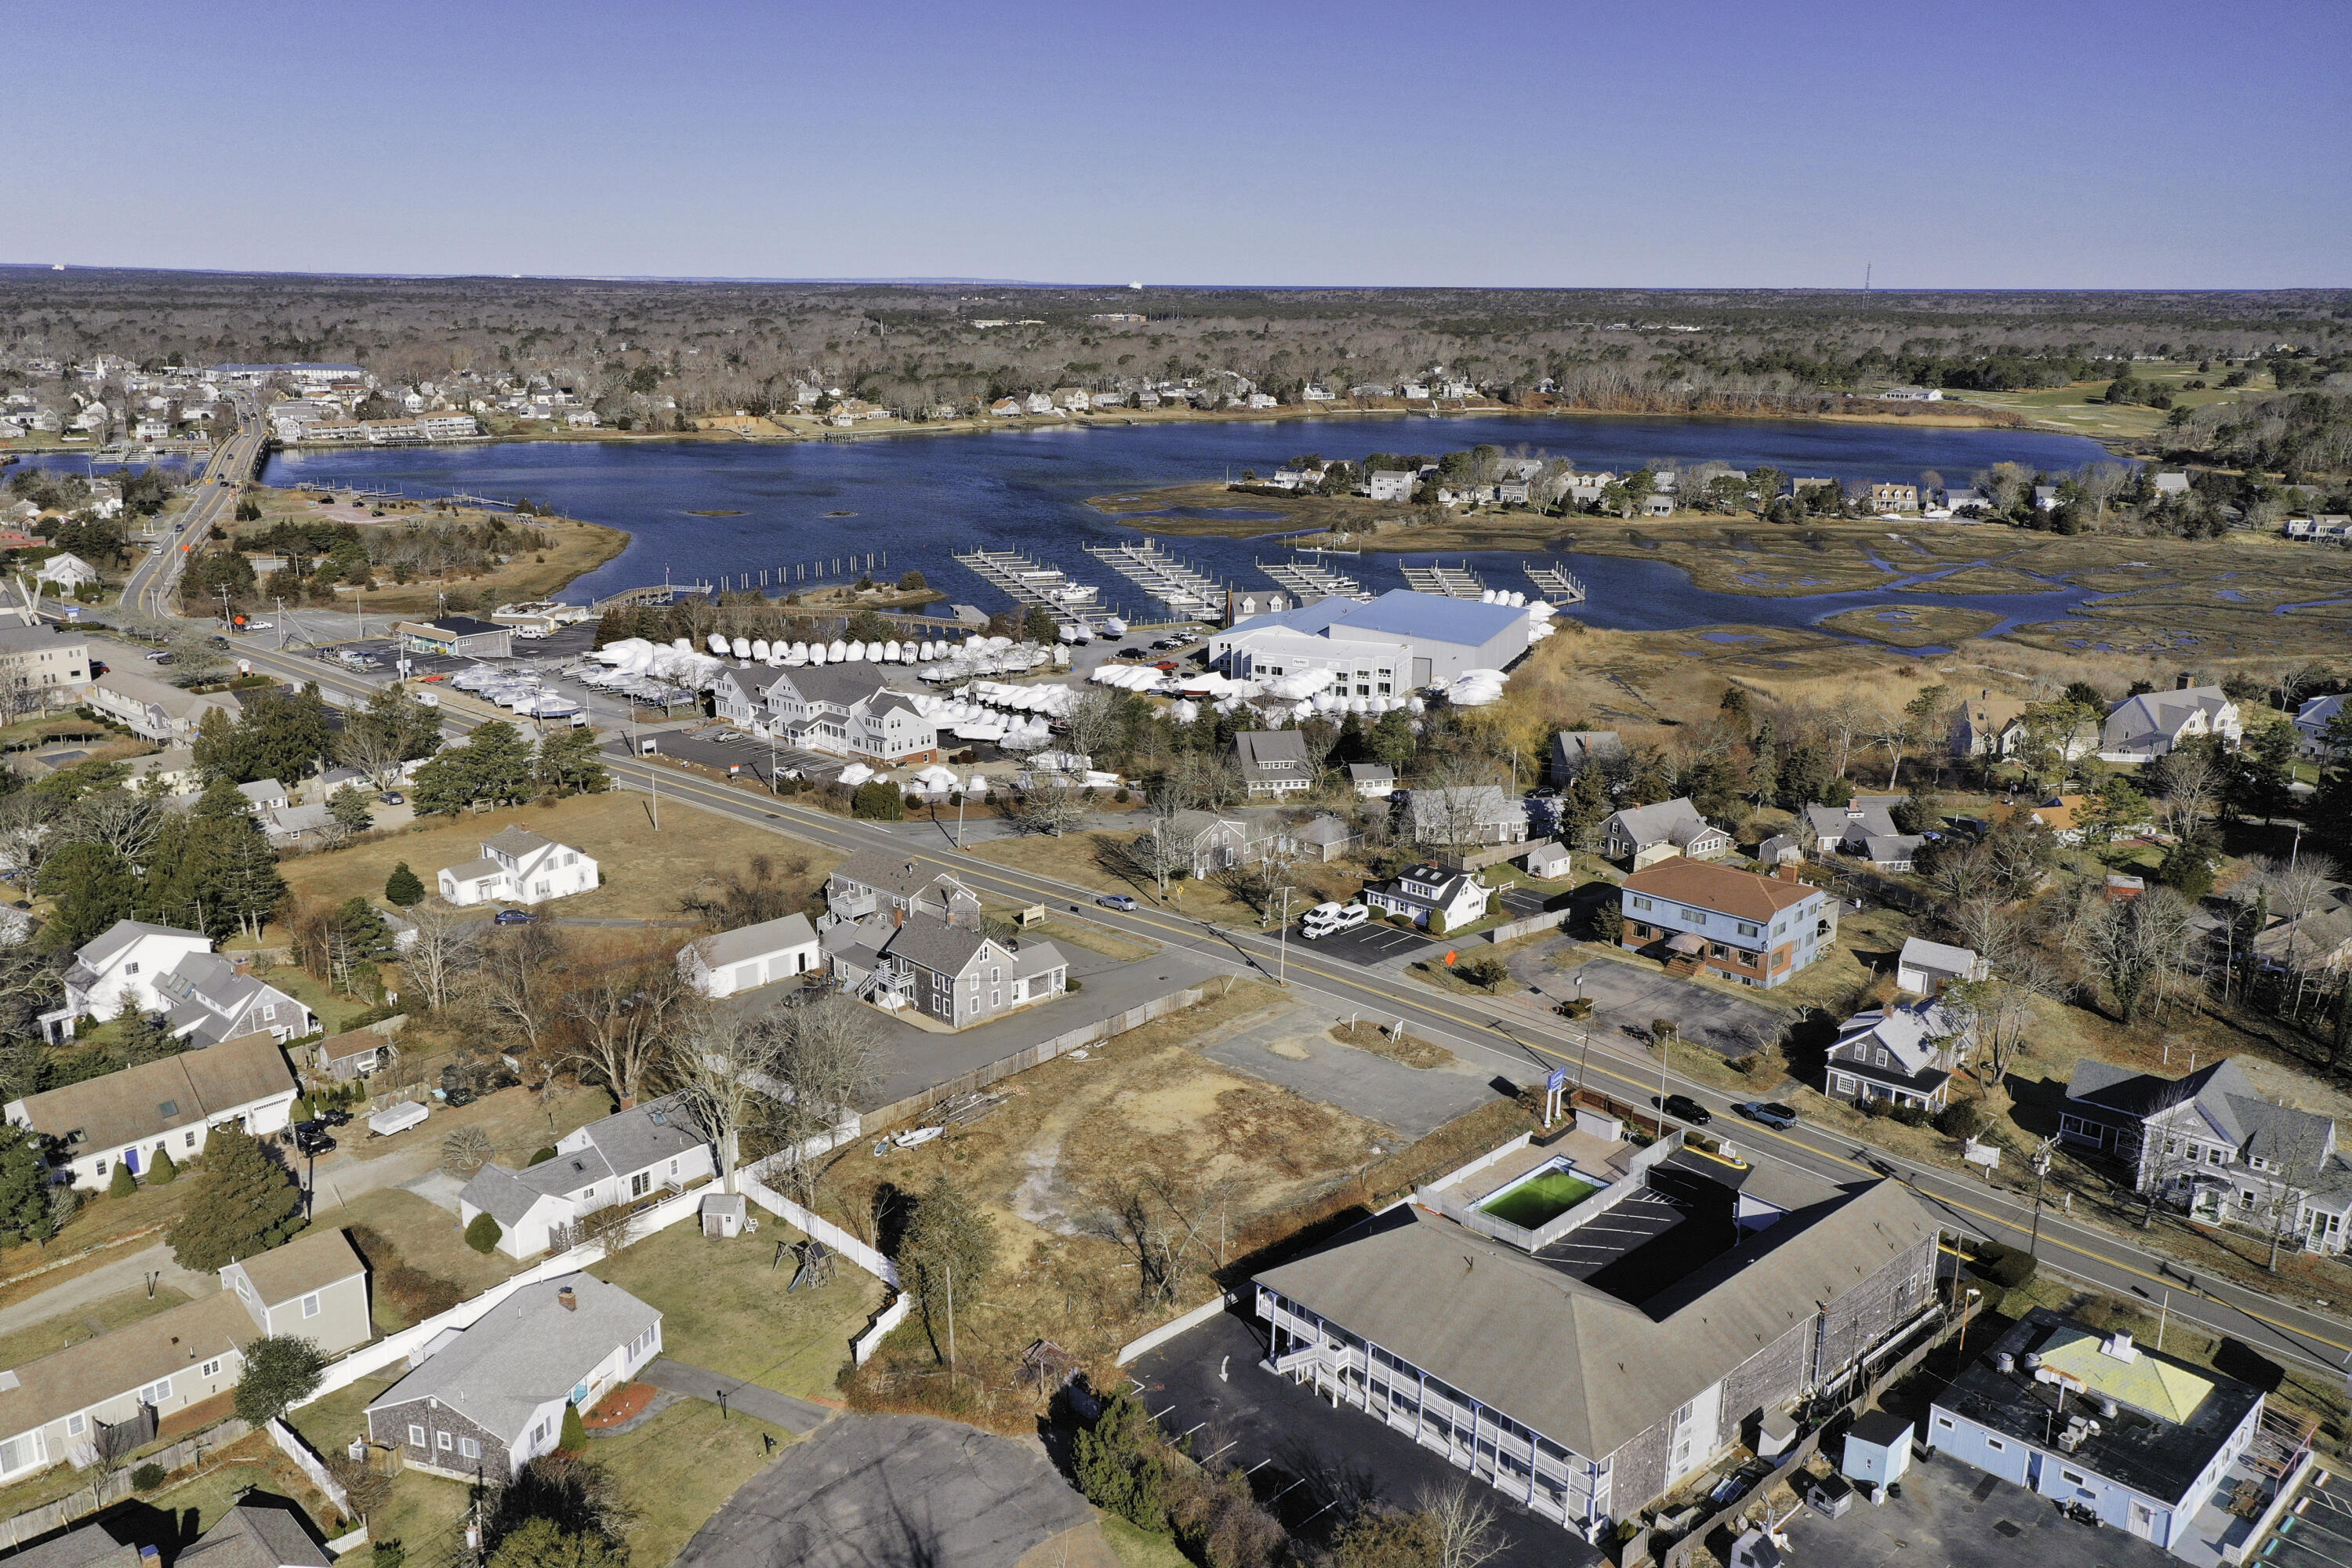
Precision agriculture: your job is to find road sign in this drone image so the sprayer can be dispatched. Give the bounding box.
[1547,1068,1569,1094]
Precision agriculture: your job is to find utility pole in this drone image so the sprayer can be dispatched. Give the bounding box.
[1276,883,1292,987]
[945,1261,956,1390]
[2027,1136,2056,1261]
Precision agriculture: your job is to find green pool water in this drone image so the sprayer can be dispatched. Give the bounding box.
[1479,1169,1602,1229]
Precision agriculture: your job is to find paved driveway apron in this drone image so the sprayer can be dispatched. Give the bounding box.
[1508,941,1783,1058]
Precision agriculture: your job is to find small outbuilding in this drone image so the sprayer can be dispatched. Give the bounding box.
[1521,840,1573,880]
[1841,1410,1915,1490]
[699,1191,750,1239]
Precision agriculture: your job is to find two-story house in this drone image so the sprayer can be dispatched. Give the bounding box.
[1949,691,2029,760]
[6,1032,299,1190]
[2060,1058,2352,1251]
[38,921,314,1047]
[758,666,940,765]
[1234,731,1315,797]
[85,671,241,745]
[0,623,91,713]
[438,828,599,906]
[458,1095,716,1258]
[366,1276,661,1482]
[1618,859,1835,989]
[2101,681,2243,760]
[1824,999,1973,1112]
[1362,862,1490,931]
[824,851,982,927]
[1599,797,1733,868]
[0,1229,369,1484]
[822,911,1068,1029]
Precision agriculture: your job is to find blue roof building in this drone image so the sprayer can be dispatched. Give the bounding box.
[1211,590,1534,688]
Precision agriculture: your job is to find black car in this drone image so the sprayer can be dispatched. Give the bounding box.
[1660,1094,1712,1126]
[292,1123,336,1156]
[1117,647,1145,658]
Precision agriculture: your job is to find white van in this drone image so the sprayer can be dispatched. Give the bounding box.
[1301,902,1370,940]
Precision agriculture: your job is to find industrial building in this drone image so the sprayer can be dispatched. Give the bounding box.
[1209,589,1536,690]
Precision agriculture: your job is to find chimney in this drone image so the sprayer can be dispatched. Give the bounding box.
[557,1285,576,1312]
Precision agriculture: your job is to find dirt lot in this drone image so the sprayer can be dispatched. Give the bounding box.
[272,790,840,923]
[820,980,1455,1428]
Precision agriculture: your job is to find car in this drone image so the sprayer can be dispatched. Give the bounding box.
[145,651,175,663]
[243,620,272,631]
[1301,902,1371,939]
[380,792,404,805]
[1116,647,1145,658]
[1096,894,1139,911]
[1149,639,1174,651]
[492,909,536,925]
[292,1124,336,1156]
[1659,1094,1712,1126]
[313,1107,352,1127]
[1738,1101,1801,1129]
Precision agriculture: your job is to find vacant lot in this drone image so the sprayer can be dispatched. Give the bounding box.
[588,1210,883,1403]
[298,1189,528,1301]
[273,789,840,923]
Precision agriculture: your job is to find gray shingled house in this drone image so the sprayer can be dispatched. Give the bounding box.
[1233,730,1314,797]
[366,1276,662,1481]
[457,1095,715,1258]
[822,911,1067,1029]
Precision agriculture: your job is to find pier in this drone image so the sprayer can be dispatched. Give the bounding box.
[590,581,716,612]
[952,547,1112,631]
[1399,559,1488,599]
[1083,541,1222,617]
[1258,555,1372,604]
[1523,561,1588,604]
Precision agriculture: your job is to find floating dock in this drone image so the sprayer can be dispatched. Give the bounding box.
[1259,555,1372,604]
[1399,560,1488,599]
[1523,561,1588,604]
[953,547,1110,631]
[1083,541,1221,618]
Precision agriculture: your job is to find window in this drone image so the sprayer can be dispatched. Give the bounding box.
[66,1414,85,1437]
[1934,1415,1954,1430]
[138,1377,172,1404]
[0,1434,41,1474]
[460,1437,481,1459]
[1630,896,1653,913]
[437,1432,454,1451]
[1984,1437,2005,1451]
[1737,921,1759,938]
[200,1358,222,1377]
[301,1292,321,1319]
[125,962,140,976]
[184,1131,196,1148]
[2060,1468,2085,1486]
[630,1171,651,1199]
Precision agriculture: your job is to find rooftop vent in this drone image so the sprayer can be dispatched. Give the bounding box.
[2100,1331,2138,1364]
[557,1286,576,1312]
[1996,1352,2015,1374]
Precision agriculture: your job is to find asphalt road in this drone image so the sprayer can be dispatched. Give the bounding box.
[122,396,265,619]
[103,546,2352,1389]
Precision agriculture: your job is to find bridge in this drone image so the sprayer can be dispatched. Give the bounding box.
[590,581,715,612]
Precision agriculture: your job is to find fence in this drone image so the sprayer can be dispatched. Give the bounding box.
[851,1298,912,1366]
[267,1418,349,1514]
[1116,1294,1233,1367]
[1627,1308,1950,1568]
[0,1421,250,1550]
[735,1165,900,1288]
[860,983,1210,1130]
[1486,909,1570,945]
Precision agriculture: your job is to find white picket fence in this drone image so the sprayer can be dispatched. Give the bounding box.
[267,1417,350,1513]
[737,1157,908,1367]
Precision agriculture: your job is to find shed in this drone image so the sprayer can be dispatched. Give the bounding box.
[1521,840,1573,880]
[699,1191,750,1239]
[1841,1410,1914,1488]
[1801,1472,1853,1518]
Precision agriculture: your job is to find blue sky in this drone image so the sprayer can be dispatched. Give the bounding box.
[5,0,2347,287]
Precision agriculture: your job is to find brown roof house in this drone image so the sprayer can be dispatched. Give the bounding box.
[1618,858,1836,989]
[365,1276,662,1481]
[0,1229,368,1486]
[5,1032,299,1191]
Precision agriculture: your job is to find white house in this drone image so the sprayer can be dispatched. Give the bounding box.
[678,913,819,998]
[32,553,100,594]
[1362,862,1490,931]
[38,920,314,1047]
[758,666,941,764]
[438,828,599,906]
[5,1032,300,1191]
[365,1276,662,1480]
[1346,763,1396,798]
[86,671,241,745]
[2101,684,2242,760]
[2293,694,2348,760]
[457,1095,715,1258]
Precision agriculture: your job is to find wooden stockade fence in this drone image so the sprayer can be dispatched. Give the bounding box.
[1485,908,1570,945]
[0,1421,251,1550]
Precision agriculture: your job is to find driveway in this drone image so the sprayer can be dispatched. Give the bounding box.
[1204,985,1513,1138]
[1507,941,1784,1059]
[671,1414,1098,1568]
[0,1243,216,1337]
[641,1356,833,1435]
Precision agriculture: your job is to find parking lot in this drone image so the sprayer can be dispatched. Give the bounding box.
[1129,1309,1591,1568]
[1780,1450,2179,1568]
[1306,920,1439,967]
[2259,1472,2352,1568]
[642,727,844,783]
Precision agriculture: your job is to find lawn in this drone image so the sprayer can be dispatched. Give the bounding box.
[288,1377,468,1559]
[0,1181,191,1312]
[586,1206,882,1403]
[0,1283,191,1370]
[145,1428,347,1539]
[1479,1170,1599,1229]
[272,789,841,924]
[964,829,1367,929]
[588,1398,792,1568]
[297,1188,528,1304]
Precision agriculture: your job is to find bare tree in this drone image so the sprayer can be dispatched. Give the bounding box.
[1013,778,1090,838]
[759,993,883,1204]
[67,790,165,870]
[1417,1481,1506,1568]
[2077,887,2196,1027]
[475,922,562,1060]
[1123,809,1194,898]
[556,937,683,1107]
[0,793,62,893]
[1947,950,2059,1087]
[2158,753,2218,838]
[1057,687,1122,765]
[401,900,476,1012]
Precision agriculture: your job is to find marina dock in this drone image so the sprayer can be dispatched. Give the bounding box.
[1399,560,1488,598]
[1083,540,1222,617]
[953,547,1112,631]
[1523,561,1588,604]
[1259,555,1372,604]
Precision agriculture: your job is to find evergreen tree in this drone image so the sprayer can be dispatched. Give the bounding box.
[149,1146,178,1185]
[488,1518,622,1568]
[167,1125,305,1271]
[191,706,250,785]
[901,1174,998,1362]
[558,1403,587,1453]
[330,897,394,963]
[1559,764,1611,851]
[108,1161,137,1197]
[1368,709,1416,769]
[535,729,609,794]
[326,784,374,834]
[340,685,444,774]
[0,1126,55,1244]
[37,844,137,950]
[384,862,426,907]
[413,721,535,814]
[232,1335,327,1425]
[113,1010,183,1069]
